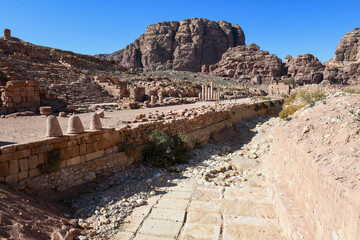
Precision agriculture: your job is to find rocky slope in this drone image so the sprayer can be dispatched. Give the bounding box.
[97,18,245,72]
[0,38,126,109]
[286,54,325,84]
[324,27,360,84]
[202,43,285,84]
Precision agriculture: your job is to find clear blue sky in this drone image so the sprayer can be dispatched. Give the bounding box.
[1,0,359,62]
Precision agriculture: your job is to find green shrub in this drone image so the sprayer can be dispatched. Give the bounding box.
[279,104,305,119]
[284,92,297,106]
[344,88,360,94]
[39,149,61,174]
[298,89,325,104]
[118,142,137,157]
[261,96,271,100]
[144,130,190,167]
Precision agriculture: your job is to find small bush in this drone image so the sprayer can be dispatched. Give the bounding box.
[284,92,297,106]
[298,89,325,104]
[279,104,305,119]
[261,96,271,100]
[344,88,360,94]
[118,142,137,157]
[144,130,190,167]
[281,94,289,99]
[39,149,61,174]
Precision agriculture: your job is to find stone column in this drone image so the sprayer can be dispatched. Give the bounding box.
[158,93,164,104]
[67,115,84,134]
[210,81,214,100]
[198,92,202,100]
[4,29,11,41]
[46,116,63,137]
[151,95,157,104]
[205,85,208,100]
[90,113,102,130]
[201,85,205,100]
[207,87,211,100]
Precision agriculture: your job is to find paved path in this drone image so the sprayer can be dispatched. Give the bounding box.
[112,117,285,240]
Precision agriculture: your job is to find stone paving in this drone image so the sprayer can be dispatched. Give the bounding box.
[112,117,286,240]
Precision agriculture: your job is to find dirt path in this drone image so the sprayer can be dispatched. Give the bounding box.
[70,116,285,240]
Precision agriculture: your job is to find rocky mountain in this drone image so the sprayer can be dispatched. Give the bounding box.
[97,18,245,72]
[202,44,285,84]
[324,27,360,84]
[286,54,325,85]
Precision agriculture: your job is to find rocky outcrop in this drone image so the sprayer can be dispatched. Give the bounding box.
[97,18,245,72]
[286,54,325,84]
[324,27,360,84]
[202,44,285,84]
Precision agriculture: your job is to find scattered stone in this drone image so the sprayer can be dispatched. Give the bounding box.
[39,106,52,116]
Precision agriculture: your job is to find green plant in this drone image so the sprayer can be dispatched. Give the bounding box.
[309,102,315,107]
[261,96,271,100]
[344,88,360,94]
[39,149,61,174]
[284,92,298,106]
[298,89,325,104]
[144,130,190,167]
[281,94,289,99]
[284,117,292,121]
[286,77,296,88]
[279,104,305,119]
[118,142,137,157]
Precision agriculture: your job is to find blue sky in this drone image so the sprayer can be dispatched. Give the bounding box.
[1,0,359,62]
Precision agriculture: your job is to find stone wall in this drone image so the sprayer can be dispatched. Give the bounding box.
[0,100,282,192]
[0,80,55,113]
[269,123,359,240]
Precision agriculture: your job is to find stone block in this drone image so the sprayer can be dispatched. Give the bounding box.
[0,152,15,162]
[29,168,41,177]
[13,149,31,159]
[5,174,18,184]
[139,219,182,238]
[40,106,52,116]
[150,208,185,222]
[86,142,94,153]
[18,158,29,172]
[85,150,104,162]
[1,146,15,154]
[9,160,18,174]
[18,171,28,179]
[0,162,9,177]
[66,156,81,166]
[179,223,220,240]
[79,143,86,155]
[28,155,39,169]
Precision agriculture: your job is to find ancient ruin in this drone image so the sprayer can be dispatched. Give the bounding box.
[0,11,360,240]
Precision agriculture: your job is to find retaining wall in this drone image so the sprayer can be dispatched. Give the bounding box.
[269,123,360,240]
[0,100,282,191]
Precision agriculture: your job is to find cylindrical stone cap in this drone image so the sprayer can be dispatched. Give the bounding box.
[46,115,63,137]
[67,115,84,134]
[90,113,102,130]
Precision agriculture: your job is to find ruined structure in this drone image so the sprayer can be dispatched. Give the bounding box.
[0,80,55,114]
[268,81,290,95]
[4,29,11,41]
[97,18,245,72]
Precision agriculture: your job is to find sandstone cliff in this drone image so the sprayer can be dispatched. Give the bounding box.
[286,54,325,84]
[97,18,245,72]
[324,27,360,84]
[202,43,285,84]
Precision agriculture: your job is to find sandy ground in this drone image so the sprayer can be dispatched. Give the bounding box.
[0,99,251,146]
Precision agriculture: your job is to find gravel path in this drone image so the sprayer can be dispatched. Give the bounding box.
[69,116,285,240]
[0,99,250,146]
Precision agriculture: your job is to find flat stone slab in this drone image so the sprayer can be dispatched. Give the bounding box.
[188,200,222,213]
[133,234,174,240]
[131,206,152,218]
[163,191,193,200]
[150,208,186,222]
[222,199,276,218]
[223,187,272,202]
[138,218,183,238]
[112,231,133,240]
[186,212,222,225]
[179,223,220,240]
[156,198,189,210]
[192,187,223,201]
[119,216,143,232]
[223,215,286,240]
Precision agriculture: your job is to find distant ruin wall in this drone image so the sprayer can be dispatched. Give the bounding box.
[269,124,360,240]
[0,100,282,191]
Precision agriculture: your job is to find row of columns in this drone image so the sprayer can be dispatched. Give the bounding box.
[199,81,221,100]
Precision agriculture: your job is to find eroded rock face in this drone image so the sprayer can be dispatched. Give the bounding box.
[98,18,245,72]
[203,44,285,84]
[325,27,360,84]
[286,53,325,84]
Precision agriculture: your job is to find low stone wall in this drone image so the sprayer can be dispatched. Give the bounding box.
[0,100,282,191]
[269,123,360,240]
